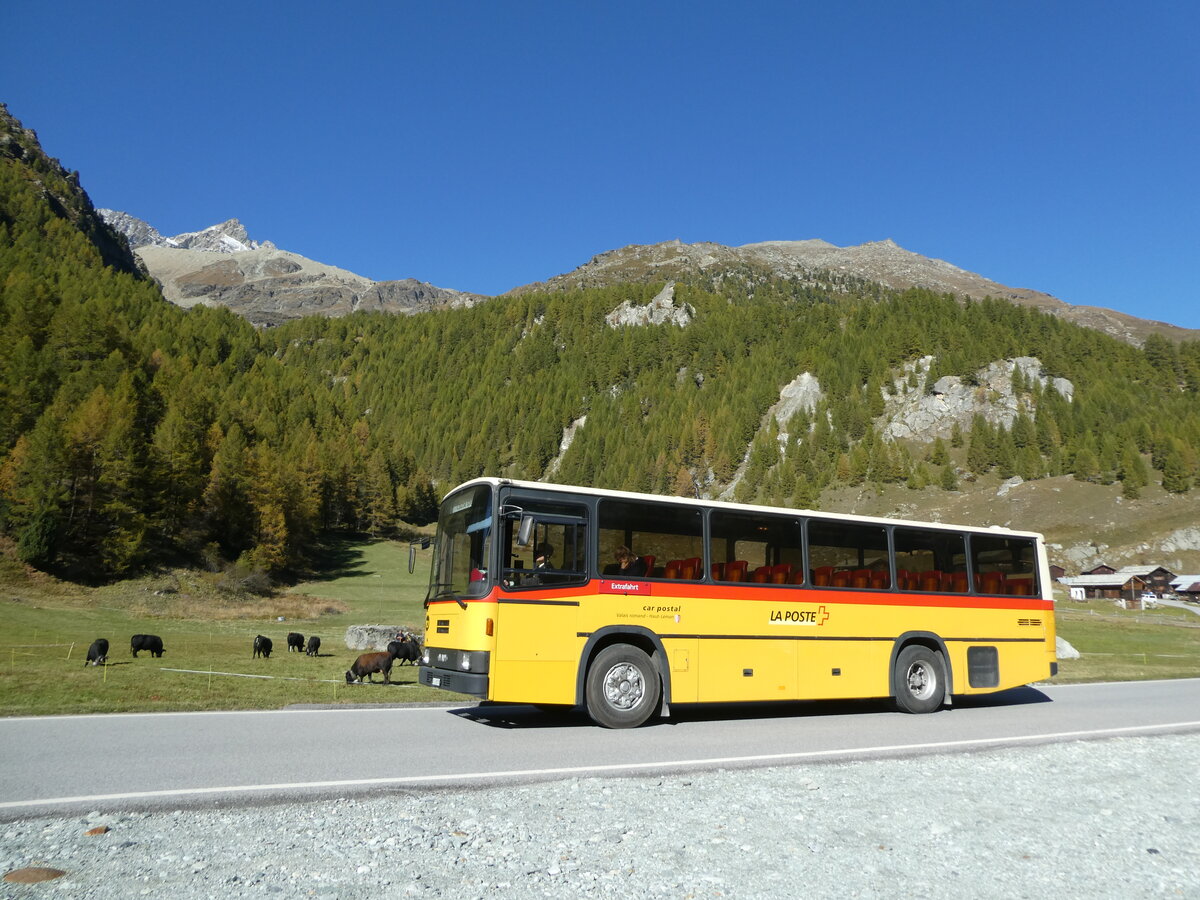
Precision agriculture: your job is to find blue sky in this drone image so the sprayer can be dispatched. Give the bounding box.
[5,2,1198,327]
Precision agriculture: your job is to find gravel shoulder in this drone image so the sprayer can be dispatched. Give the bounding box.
[3,733,1198,898]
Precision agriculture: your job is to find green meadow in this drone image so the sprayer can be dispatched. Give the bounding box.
[0,539,464,717]
[1052,598,1200,683]
[1,544,1197,716]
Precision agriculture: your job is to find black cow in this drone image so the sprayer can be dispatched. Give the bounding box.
[253,634,273,658]
[306,635,321,656]
[286,632,304,653]
[130,634,164,658]
[84,638,109,667]
[387,635,421,666]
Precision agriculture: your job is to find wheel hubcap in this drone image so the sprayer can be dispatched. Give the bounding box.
[905,662,936,700]
[602,663,645,710]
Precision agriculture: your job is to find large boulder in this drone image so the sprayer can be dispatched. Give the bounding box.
[1056,636,1081,660]
[344,625,422,651]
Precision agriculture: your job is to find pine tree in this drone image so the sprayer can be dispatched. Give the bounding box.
[1160,440,1192,493]
[1073,446,1100,483]
[940,464,958,491]
[1118,447,1149,499]
[203,423,253,555]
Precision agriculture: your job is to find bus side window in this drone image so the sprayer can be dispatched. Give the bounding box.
[500,498,589,589]
[806,520,887,589]
[598,498,702,582]
[894,527,967,593]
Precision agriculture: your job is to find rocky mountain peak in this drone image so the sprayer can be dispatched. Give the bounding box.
[100,211,274,253]
[100,208,484,325]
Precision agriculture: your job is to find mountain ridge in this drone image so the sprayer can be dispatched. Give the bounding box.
[102,206,1199,345]
[509,237,1199,347]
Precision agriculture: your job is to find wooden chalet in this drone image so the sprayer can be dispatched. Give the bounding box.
[1170,575,1200,600]
[1060,573,1149,608]
[1114,565,1177,596]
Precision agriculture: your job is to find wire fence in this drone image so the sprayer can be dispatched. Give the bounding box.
[2,639,421,707]
[1057,609,1200,629]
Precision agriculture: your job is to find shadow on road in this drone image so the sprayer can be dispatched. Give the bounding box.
[951,685,1053,709]
[449,684,1053,729]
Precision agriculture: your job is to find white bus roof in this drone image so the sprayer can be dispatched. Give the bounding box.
[444,477,1045,541]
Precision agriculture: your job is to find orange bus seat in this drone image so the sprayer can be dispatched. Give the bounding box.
[870,572,890,589]
[641,555,655,576]
[664,560,681,579]
[771,564,793,584]
[919,571,942,592]
[684,557,701,580]
[725,560,748,582]
[949,572,968,593]
[790,569,806,584]
[979,571,1005,594]
[711,562,724,580]
[831,570,850,588]
[752,566,771,583]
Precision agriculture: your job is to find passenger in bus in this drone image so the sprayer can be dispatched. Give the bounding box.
[604,545,647,578]
[468,565,487,594]
[524,543,554,586]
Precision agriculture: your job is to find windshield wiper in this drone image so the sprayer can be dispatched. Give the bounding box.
[424,584,467,610]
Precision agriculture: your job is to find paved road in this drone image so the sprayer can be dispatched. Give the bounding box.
[2,679,1199,820]
[1158,597,1200,616]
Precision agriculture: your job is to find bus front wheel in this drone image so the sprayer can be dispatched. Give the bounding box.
[893,645,945,714]
[585,643,661,728]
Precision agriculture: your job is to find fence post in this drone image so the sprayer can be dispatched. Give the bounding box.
[66,642,75,661]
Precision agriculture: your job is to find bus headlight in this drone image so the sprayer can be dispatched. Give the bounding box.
[460,653,472,671]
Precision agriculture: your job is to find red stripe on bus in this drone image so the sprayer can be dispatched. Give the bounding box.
[427,580,1052,611]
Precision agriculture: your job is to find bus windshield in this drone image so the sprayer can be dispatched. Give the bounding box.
[427,483,493,601]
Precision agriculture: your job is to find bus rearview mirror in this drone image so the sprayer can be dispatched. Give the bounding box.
[518,515,535,547]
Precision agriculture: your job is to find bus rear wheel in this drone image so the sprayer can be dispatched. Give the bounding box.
[585,643,661,729]
[893,645,945,714]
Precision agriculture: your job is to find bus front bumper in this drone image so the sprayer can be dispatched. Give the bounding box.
[419,665,489,698]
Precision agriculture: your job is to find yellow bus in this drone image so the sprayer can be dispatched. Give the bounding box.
[418,478,1057,728]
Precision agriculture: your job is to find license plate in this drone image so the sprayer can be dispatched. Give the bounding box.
[431,676,441,686]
